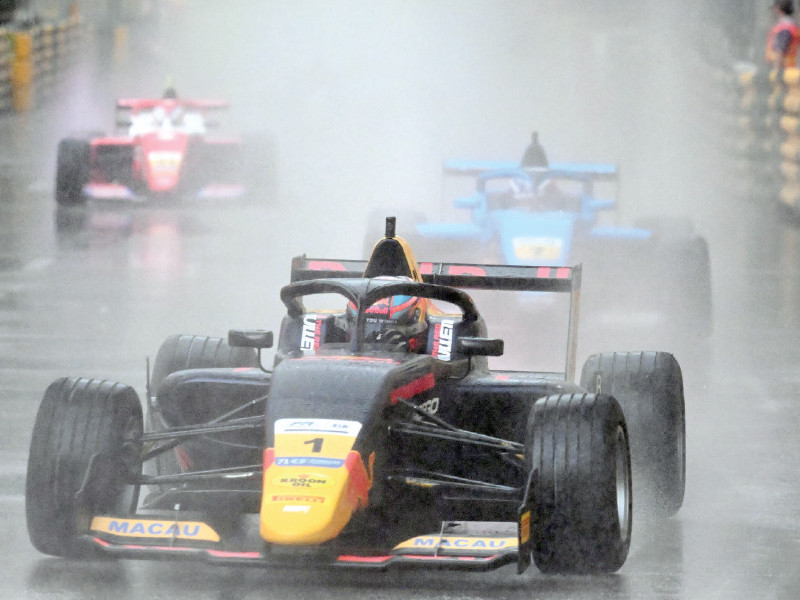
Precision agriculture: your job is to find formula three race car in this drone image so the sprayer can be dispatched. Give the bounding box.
[54,96,244,206]
[366,152,712,338]
[25,218,686,575]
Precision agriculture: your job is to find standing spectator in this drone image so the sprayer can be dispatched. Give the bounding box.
[766,0,800,69]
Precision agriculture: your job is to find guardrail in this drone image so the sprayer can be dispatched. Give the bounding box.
[0,13,82,113]
[0,26,11,112]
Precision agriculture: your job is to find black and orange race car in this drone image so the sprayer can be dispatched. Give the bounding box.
[25,218,685,574]
[54,97,244,206]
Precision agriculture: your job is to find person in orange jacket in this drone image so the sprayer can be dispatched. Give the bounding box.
[766,0,800,69]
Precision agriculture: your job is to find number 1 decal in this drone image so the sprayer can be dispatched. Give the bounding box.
[304,437,324,453]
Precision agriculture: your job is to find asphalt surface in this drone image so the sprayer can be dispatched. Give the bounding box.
[2,3,800,599]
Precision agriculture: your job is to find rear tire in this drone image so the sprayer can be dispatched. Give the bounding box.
[55,138,91,206]
[150,334,259,397]
[526,393,632,573]
[580,351,686,517]
[146,335,259,487]
[673,235,713,337]
[25,378,143,558]
[636,218,713,337]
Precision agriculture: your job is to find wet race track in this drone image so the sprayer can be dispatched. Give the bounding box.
[2,3,800,599]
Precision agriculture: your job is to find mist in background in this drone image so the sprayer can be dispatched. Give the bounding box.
[57,0,741,259]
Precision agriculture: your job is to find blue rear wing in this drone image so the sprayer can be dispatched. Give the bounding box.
[290,255,582,380]
[443,159,618,181]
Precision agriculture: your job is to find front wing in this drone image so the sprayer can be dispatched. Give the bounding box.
[87,515,521,570]
[83,182,245,202]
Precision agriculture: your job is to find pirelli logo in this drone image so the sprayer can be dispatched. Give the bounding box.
[271,495,326,503]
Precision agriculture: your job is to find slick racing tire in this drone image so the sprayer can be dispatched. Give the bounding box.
[674,235,713,338]
[25,378,143,558]
[580,351,685,517]
[55,138,91,206]
[147,335,259,486]
[635,217,713,338]
[525,393,632,574]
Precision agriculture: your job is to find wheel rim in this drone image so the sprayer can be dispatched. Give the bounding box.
[615,425,632,540]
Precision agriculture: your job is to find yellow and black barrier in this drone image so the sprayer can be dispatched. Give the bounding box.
[0,12,82,113]
[735,62,800,213]
[0,27,12,112]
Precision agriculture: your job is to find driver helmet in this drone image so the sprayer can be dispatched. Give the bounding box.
[348,276,428,351]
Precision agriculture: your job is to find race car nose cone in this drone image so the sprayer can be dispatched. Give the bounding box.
[260,449,371,545]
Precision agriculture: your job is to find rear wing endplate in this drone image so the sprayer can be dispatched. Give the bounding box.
[290,256,582,380]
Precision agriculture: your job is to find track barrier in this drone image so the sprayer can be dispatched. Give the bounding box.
[735,63,800,215]
[0,11,82,113]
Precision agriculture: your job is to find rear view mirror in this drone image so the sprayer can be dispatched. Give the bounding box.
[456,337,504,357]
[228,329,273,349]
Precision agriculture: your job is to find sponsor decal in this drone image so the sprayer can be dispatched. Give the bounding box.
[90,517,220,542]
[282,505,311,513]
[272,473,334,488]
[419,263,487,276]
[271,495,326,503]
[512,236,563,260]
[520,510,531,545]
[389,373,436,405]
[300,315,323,351]
[275,419,362,437]
[413,397,439,421]
[147,150,182,173]
[446,265,486,276]
[394,535,518,551]
[307,260,347,271]
[535,266,571,279]
[365,297,391,315]
[274,456,345,468]
[431,320,455,361]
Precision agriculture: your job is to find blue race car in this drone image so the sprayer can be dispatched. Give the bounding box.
[366,158,712,338]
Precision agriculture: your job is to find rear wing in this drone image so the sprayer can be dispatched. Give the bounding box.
[290,256,582,380]
[443,159,618,181]
[116,98,230,112]
[115,99,229,128]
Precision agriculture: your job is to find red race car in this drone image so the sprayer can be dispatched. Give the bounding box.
[55,97,245,205]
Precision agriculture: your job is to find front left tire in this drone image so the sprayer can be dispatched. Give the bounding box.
[526,393,632,573]
[25,378,143,558]
[55,138,91,206]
